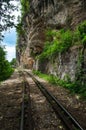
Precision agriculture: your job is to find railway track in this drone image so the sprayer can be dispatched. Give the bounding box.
[19,70,84,130]
[0,71,84,130]
[20,80,34,130]
[24,71,84,130]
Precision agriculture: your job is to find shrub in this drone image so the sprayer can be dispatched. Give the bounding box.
[72,29,81,45]
[33,70,86,98]
[58,30,72,52]
[10,58,16,68]
[38,29,73,60]
[0,46,14,81]
[38,21,86,61]
[82,35,86,46]
[20,0,29,16]
[78,21,86,46]
[78,21,86,39]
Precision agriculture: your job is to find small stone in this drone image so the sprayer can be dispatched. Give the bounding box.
[75,95,80,100]
[0,116,3,120]
[59,125,63,129]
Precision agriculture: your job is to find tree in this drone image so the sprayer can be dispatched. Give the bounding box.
[0,46,14,81]
[0,0,16,41]
[10,58,16,67]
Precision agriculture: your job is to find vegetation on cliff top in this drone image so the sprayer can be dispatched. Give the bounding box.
[20,0,29,16]
[16,0,29,37]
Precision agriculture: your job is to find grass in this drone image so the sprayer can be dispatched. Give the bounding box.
[33,70,86,99]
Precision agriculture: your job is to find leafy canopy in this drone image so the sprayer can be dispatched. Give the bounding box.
[0,0,16,41]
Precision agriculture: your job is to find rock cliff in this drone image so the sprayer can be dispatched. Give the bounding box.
[16,0,86,81]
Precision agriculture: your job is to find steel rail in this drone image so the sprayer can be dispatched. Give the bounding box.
[26,72,84,130]
[20,82,25,130]
[20,78,34,130]
[25,81,35,130]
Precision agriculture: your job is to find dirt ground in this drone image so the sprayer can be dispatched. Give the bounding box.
[35,76,86,130]
[0,72,23,130]
[0,70,86,130]
[26,77,67,130]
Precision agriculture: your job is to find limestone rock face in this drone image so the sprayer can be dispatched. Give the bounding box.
[36,45,86,81]
[16,16,46,68]
[16,0,86,80]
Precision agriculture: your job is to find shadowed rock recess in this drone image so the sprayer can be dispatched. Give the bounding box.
[16,0,86,81]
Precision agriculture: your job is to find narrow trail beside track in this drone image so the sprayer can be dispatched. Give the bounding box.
[0,78,23,130]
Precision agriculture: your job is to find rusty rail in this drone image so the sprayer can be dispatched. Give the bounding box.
[20,81,34,130]
[26,71,84,130]
[20,82,25,130]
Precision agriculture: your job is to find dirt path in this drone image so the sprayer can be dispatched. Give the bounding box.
[35,76,86,130]
[0,72,23,130]
[0,70,86,130]
[26,77,66,130]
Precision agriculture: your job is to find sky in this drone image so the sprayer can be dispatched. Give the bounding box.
[3,28,17,62]
[2,0,21,62]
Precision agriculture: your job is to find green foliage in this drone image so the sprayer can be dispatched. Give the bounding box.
[16,0,29,37]
[38,21,86,61]
[35,21,86,99]
[20,0,29,16]
[58,30,73,52]
[33,70,59,84]
[16,22,25,36]
[72,29,81,45]
[77,21,86,47]
[78,21,86,39]
[10,58,16,67]
[0,46,14,81]
[33,70,86,99]
[82,35,86,46]
[0,0,16,41]
[39,29,73,61]
[0,46,6,60]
